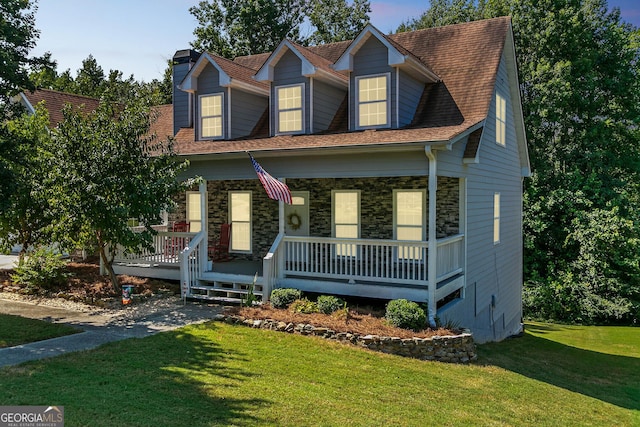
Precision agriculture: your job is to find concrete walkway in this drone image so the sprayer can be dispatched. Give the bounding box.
[0,297,223,368]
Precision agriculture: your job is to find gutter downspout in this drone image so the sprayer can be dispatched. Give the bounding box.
[425,146,437,328]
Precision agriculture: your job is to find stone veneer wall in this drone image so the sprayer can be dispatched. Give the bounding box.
[214,313,477,363]
[169,176,460,260]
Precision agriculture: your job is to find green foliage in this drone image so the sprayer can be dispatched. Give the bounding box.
[242,273,260,307]
[189,0,371,58]
[270,288,302,308]
[385,299,427,331]
[11,247,70,292]
[290,298,319,314]
[316,295,345,314]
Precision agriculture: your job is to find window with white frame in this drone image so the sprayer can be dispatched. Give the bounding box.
[200,93,223,139]
[357,74,389,128]
[229,191,252,252]
[186,191,202,233]
[276,84,303,133]
[333,190,360,256]
[496,92,506,146]
[493,193,501,244]
[394,190,425,259]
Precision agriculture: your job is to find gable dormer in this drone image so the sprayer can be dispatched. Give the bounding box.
[255,40,348,136]
[177,52,269,141]
[334,24,439,131]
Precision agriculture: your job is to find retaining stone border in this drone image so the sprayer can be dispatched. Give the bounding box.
[213,314,477,363]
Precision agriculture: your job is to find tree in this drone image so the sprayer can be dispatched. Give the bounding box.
[47,97,193,291]
[0,104,55,259]
[399,0,640,323]
[307,0,371,45]
[189,0,371,58]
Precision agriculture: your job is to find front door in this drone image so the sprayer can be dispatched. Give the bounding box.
[284,191,309,236]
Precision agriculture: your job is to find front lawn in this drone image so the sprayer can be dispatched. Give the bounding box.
[0,314,79,348]
[0,321,638,426]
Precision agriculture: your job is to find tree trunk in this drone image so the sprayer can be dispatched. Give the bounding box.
[96,232,120,293]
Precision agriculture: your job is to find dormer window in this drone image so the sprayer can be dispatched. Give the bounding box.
[356,74,390,128]
[276,84,304,134]
[200,93,223,139]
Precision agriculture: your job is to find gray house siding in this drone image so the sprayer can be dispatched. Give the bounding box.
[271,49,310,134]
[350,36,396,129]
[194,64,229,140]
[438,54,523,343]
[230,89,268,139]
[312,79,345,132]
[398,70,424,127]
[173,64,192,134]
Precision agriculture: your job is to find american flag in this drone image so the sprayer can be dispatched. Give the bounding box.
[248,153,292,205]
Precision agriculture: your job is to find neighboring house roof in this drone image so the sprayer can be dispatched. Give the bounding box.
[168,16,528,173]
[20,89,101,127]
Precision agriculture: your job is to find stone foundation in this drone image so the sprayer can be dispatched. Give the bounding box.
[213,314,477,363]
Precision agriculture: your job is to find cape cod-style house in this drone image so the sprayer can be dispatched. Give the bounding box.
[114,17,528,342]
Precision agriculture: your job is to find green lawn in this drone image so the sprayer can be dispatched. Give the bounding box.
[0,314,79,348]
[0,321,638,426]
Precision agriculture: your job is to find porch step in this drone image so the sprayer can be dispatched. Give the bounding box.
[189,279,263,303]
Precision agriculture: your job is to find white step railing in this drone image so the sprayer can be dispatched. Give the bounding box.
[180,231,206,299]
[262,232,285,302]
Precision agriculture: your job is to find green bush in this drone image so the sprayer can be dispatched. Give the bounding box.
[11,247,70,292]
[290,298,319,314]
[270,288,302,309]
[317,295,345,314]
[385,299,427,331]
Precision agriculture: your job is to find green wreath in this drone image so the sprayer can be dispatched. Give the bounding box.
[287,212,302,230]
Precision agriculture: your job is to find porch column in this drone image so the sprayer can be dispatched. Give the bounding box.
[425,146,437,328]
[279,178,286,234]
[199,179,208,272]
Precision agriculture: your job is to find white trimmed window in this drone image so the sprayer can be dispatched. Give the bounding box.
[332,190,360,256]
[200,93,223,139]
[186,191,202,233]
[356,74,389,128]
[394,190,425,259]
[496,92,506,146]
[276,84,303,133]
[229,191,252,253]
[493,193,501,244]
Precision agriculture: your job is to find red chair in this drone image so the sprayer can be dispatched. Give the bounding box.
[165,221,190,258]
[209,223,231,262]
[172,221,190,232]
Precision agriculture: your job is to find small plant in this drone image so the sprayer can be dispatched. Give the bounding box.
[11,247,71,292]
[290,298,319,314]
[317,295,345,314]
[270,288,302,308]
[385,299,427,332]
[243,273,259,307]
[332,301,351,324]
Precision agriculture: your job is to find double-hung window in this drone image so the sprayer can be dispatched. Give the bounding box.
[493,193,501,244]
[356,74,389,128]
[186,191,203,233]
[229,191,252,253]
[394,190,425,260]
[200,93,223,139]
[333,190,360,257]
[495,92,506,146]
[276,84,303,133]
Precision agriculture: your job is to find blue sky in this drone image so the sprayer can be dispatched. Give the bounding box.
[31,0,640,83]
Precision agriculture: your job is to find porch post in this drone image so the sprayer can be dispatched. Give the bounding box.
[199,179,208,272]
[279,178,285,234]
[425,146,438,328]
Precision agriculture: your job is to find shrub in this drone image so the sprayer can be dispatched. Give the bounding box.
[290,298,319,314]
[270,288,302,308]
[11,247,70,292]
[385,299,427,331]
[317,295,345,314]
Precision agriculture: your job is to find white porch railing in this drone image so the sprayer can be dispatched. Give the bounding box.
[279,234,464,287]
[179,231,206,299]
[262,232,285,302]
[112,231,198,266]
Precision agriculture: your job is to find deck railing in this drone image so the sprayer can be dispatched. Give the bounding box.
[262,232,285,302]
[179,231,206,299]
[280,234,464,286]
[112,231,198,266]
